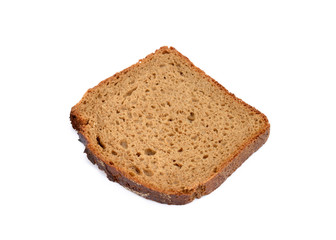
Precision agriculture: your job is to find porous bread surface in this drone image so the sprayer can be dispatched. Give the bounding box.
[71,47,269,196]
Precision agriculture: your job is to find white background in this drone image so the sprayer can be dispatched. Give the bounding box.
[1,1,335,239]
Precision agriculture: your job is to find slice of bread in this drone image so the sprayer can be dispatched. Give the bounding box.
[70,46,270,205]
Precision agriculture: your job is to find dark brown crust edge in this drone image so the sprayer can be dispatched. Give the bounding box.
[70,46,270,205]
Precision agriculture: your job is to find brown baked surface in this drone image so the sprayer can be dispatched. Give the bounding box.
[70,46,270,204]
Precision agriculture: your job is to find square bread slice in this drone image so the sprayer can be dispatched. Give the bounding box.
[70,46,270,205]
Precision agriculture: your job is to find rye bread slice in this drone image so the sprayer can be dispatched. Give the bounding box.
[70,46,270,205]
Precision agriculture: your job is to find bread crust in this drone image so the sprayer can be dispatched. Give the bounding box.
[70,46,270,205]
